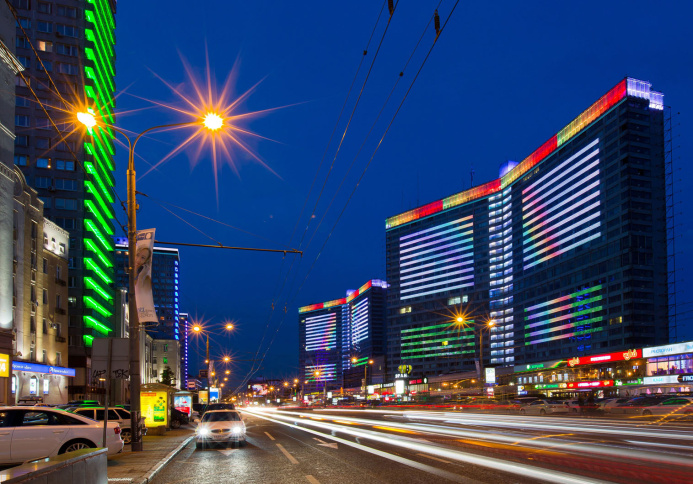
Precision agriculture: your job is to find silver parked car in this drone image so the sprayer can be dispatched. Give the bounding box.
[71,407,146,444]
[519,399,570,416]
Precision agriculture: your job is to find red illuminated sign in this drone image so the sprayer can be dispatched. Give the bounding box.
[566,380,614,389]
[567,349,641,367]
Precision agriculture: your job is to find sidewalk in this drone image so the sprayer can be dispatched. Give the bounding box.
[106,426,195,484]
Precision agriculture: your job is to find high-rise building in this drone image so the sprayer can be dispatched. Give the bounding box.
[298,280,388,394]
[11,169,71,405]
[179,312,189,390]
[114,238,181,341]
[385,78,668,381]
[11,0,117,399]
[0,3,23,404]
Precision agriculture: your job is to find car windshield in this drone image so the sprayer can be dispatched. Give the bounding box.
[202,411,241,422]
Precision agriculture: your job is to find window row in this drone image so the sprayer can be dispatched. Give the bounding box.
[14,155,74,171]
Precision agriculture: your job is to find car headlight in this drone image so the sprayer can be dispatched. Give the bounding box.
[198,427,209,436]
[232,426,242,434]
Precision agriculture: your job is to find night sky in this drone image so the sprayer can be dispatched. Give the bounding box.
[113,1,693,390]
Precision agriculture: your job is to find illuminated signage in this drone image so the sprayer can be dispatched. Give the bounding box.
[408,378,428,385]
[29,377,37,394]
[566,380,613,389]
[678,374,693,383]
[395,380,405,395]
[644,375,679,385]
[485,368,496,385]
[643,342,693,358]
[43,378,49,394]
[210,387,220,402]
[0,354,9,378]
[567,349,641,367]
[12,361,76,377]
[615,378,643,386]
[513,359,564,373]
[199,390,208,405]
[535,383,561,390]
[141,391,168,428]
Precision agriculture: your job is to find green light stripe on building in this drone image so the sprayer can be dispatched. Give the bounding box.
[84,315,112,335]
[84,277,113,301]
[401,321,475,334]
[84,258,113,285]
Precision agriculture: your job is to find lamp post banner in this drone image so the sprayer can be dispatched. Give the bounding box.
[135,229,157,323]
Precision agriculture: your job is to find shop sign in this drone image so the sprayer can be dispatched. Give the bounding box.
[566,380,613,389]
[535,383,561,390]
[513,359,564,373]
[643,342,693,358]
[12,361,76,377]
[0,354,9,378]
[382,383,394,388]
[615,378,643,386]
[567,349,641,367]
[643,375,679,385]
[409,377,428,385]
[678,374,693,383]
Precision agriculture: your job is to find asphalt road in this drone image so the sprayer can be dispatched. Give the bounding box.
[151,408,693,484]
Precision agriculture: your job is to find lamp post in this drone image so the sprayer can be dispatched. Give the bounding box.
[192,322,234,389]
[455,316,495,386]
[78,111,219,451]
[351,357,374,399]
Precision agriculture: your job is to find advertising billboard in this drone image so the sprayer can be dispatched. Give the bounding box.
[135,229,157,323]
[141,391,168,427]
[251,384,268,396]
[174,394,192,416]
[199,390,209,405]
[209,387,220,403]
[485,367,496,385]
[0,353,9,378]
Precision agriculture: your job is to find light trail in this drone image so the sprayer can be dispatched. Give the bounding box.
[243,408,611,484]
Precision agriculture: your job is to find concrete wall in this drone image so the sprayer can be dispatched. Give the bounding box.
[0,448,107,484]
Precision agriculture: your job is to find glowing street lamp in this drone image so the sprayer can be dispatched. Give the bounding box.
[225,370,230,375]
[203,112,223,131]
[223,356,230,363]
[225,323,234,331]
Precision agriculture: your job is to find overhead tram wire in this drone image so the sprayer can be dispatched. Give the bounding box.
[303,11,435,253]
[243,0,396,384]
[235,0,462,392]
[6,1,129,236]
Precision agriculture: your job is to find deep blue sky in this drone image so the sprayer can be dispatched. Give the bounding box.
[114,1,693,389]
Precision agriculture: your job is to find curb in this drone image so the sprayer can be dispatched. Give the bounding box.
[136,435,195,484]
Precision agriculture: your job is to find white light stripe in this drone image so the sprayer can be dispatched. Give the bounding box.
[399,215,473,241]
[401,282,474,300]
[524,193,600,238]
[523,232,601,270]
[400,222,473,249]
[400,267,474,288]
[400,238,473,261]
[400,253,473,274]
[401,260,474,281]
[523,178,600,224]
[523,139,600,197]
[305,314,337,323]
[400,229,473,255]
[523,159,600,211]
[523,222,601,262]
[401,274,474,294]
[523,210,600,254]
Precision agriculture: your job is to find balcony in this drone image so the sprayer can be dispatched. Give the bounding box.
[55,335,66,343]
[55,307,66,315]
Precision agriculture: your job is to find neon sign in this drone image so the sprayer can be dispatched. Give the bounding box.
[567,349,641,367]
[566,380,613,389]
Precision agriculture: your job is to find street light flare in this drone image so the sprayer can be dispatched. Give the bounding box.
[76,111,97,129]
[225,323,234,330]
[192,325,202,333]
[456,316,465,324]
[203,112,223,131]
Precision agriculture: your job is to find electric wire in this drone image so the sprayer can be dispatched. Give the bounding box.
[234,0,460,394]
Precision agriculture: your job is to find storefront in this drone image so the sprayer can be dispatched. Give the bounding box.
[639,342,693,395]
[11,361,75,405]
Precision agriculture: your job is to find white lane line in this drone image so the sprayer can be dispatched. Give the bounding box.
[276,443,299,464]
[625,440,693,451]
[265,431,276,440]
[417,452,453,464]
[305,476,321,484]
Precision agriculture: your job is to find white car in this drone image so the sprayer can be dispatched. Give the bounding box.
[72,407,147,445]
[639,397,693,417]
[0,406,123,465]
[196,410,246,448]
[519,399,570,416]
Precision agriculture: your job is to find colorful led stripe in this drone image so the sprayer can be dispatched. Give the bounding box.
[400,222,473,249]
[299,279,386,312]
[525,295,603,322]
[523,221,601,261]
[82,0,116,340]
[526,326,603,346]
[386,78,633,230]
[525,313,603,337]
[523,232,601,270]
[522,177,599,224]
[522,159,599,212]
[401,281,474,301]
[525,285,602,312]
[523,193,600,237]
[400,215,473,241]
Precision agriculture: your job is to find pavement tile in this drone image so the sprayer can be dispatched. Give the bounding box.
[107,427,194,484]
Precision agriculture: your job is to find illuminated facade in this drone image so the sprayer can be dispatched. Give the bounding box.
[12,0,117,399]
[386,78,668,380]
[299,280,388,394]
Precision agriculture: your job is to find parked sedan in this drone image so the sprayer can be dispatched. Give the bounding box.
[519,399,570,416]
[196,410,246,448]
[0,407,123,465]
[609,396,669,415]
[71,407,146,444]
[637,397,693,417]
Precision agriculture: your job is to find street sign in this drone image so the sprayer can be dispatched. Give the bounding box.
[199,369,208,379]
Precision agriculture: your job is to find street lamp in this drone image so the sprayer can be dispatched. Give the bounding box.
[454,315,495,385]
[76,109,225,452]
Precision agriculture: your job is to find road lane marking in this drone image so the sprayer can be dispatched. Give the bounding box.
[276,443,299,464]
[265,431,276,440]
[305,476,320,484]
[417,453,453,464]
[313,437,338,449]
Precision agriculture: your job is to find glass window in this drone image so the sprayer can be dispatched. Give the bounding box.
[201,411,241,422]
[21,411,54,426]
[15,115,29,127]
[36,21,52,33]
[54,413,86,426]
[14,155,27,166]
[38,2,52,13]
[57,5,78,18]
[75,409,95,420]
[55,159,74,171]
[95,409,121,421]
[37,158,50,169]
[56,24,78,38]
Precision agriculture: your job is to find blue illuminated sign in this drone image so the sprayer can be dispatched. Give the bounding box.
[12,362,76,377]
